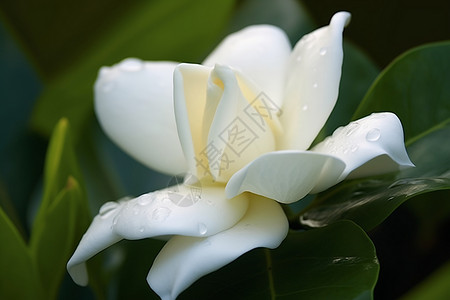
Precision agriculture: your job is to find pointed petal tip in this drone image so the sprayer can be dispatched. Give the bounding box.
[313,112,414,180]
[67,260,88,286]
[331,11,351,29]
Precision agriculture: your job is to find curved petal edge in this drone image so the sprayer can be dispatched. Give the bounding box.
[279,11,351,151]
[95,58,187,175]
[226,150,346,203]
[147,196,288,300]
[312,112,414,181]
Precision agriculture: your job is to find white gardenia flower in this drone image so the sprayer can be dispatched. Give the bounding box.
[67,11,413,300]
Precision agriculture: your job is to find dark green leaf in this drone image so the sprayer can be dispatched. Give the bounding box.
[181,221,379,300]
[0,0,136,78]
[0,206,43,300]
[30,0,235,139]
[353,42,450,145]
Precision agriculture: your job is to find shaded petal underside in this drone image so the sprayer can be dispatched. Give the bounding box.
[312,112,414,180]
[226,150,345,203]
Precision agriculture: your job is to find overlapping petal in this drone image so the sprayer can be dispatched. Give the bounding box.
[226,151,345,203]
[95,58,186,175]
[67,186,249,286]
[312,112,414,181]
[173,64,211,179]
[71,11,415,300]
[147,195,288,300]
[203,25,291,106]
[279,12,351,151]
[205,65,278,181]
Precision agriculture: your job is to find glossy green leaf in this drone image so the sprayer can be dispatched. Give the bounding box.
[0,206,43,300]
[30,0,235,139]
[300,42,450,231]
[181,221,379,300]
[353,42,450,144]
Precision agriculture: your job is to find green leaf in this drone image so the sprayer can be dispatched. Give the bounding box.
[33,118,83,219]
[30,0,235,139]
[300,42,450,231]
[353,42,450,145]
[28,118,97,299]
[0,206,43,300]
[31,177,87,300]
[399,260,450,300]
[181,221,379,300]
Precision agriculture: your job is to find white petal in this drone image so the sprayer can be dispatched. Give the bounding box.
[279,12,351,150]
[173,64,212,179]
[226,150,345,203]
[204,65,278,182]
[67,185,249,286]
[147,195,288,300]
[203,25,291,106]
[67,200,124,286]
[95,59,186,175]
[113,185,249,239]
[312,112,414,182]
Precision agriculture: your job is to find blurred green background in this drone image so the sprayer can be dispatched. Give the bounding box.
[1,0,449,299]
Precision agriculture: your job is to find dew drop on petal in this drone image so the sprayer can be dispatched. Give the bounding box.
[345,122,360,136]
[118,58,143,72]
[342,146,350,154]
[137,194,154,206]
[366,128,381,142]
[139,227,145,233]
[350,145,359,153]
[198,223,208,235]
[112,214,120,225]
[152,207,171,222]
[319,47,327,56]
